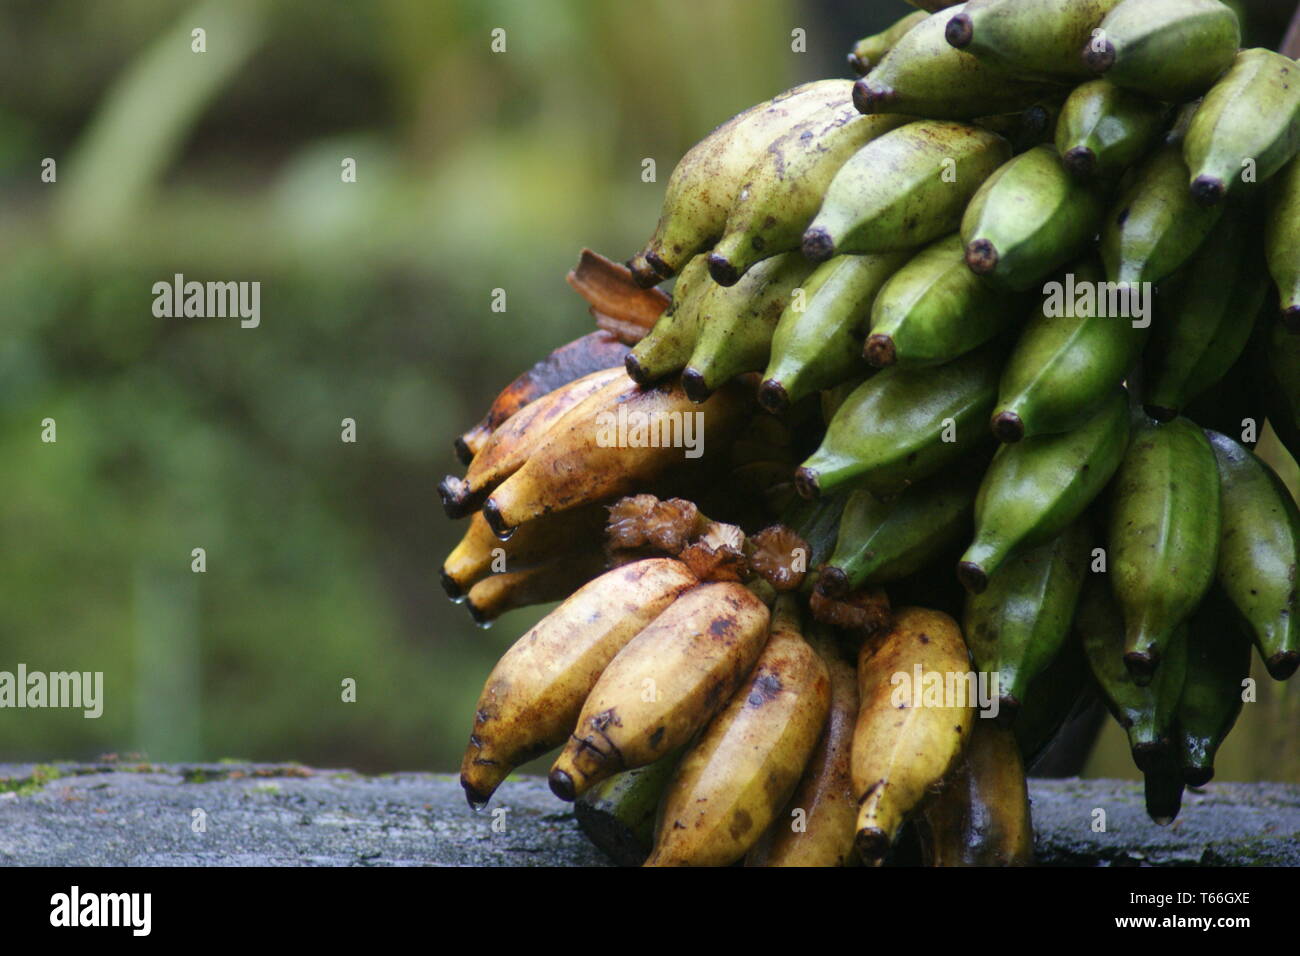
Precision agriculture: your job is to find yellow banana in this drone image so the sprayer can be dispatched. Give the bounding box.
[646,596,830,866]
[459,558,698,806]
[746,628,860,867]
[462,550,609,625]
[549,581,771,800]
[852,606,975,865]
[439,366,626,518]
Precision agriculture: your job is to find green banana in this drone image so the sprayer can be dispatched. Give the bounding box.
[849,10,928,76]
[1182,354,1263,448]
[962,145,1105,291]
[574,753,681,866]
[1143,750,1187,825]
[1266,155,1300,329]
[1108,417,1220,685]
[1100,141,1225,286]
[759,253,907,414]
[1143,204,1268,421]
[803,120,1011,262]
[1177,587,1252,785]
[1078,574,1189,770]
[631,79,852,284]
[819,469,980,596]
[683,252,815,402]
[624,253,713,386]
[866,233,1027,368]
[854,4,1060,119]
[1055,79,1168,180]
[1183,49,1300,206]
[1083,0,1241,103]
[709,110,913,286]
[994,260,1148,443]
[964,519,1091,724]
[1207,429,1300,681]
[795,342,1001,500]
[944,0,1124,81]
[959,388,1129,593]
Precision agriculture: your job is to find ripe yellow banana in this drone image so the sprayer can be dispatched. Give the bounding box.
[462,550,609,625]
[916,719,1033,866]
[852,606,975,865]
[459,558,698,806]
[549,581,771,800]
[746,628,860,867]
[646,595,830,866]
[439,366,626,518]
[483,376,752,538]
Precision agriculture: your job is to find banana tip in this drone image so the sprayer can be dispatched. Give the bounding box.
[440,567,466,602]
[482,499,515,541]
[1131,741,1168,774]
[438,475,473,519]
[801,227,836,264]
[644,251,676,283]
[944,13,973,49]
[460,776,491,810]
[548,768,577,802]
[1265,650,1300,681]
[453,434,476,466]
[624,351,655,387]
[1123,651,1158,687]
[864,334,896,368]
[757,379,790,415]
[964,239,998,276]
[466,596,494,627]
[854,827,890,866]
[1082,38,1115,74]
[991,410,1024,443]
[707,253,741,287]
[847,52,869,76]
[1142,403,1178,423]
[1190,175,1225,207]
[1062,146,1096,179]
[628,253,663,289]
[1184,766,1214,788]
[852,77,893,115]
[956,560,988,595]
[681,367,713,404]
[794,466,822,500]
[816,566,850,599]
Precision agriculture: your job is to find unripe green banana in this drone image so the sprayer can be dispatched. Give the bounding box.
[625,253,712,386]
[964,519,1091,724]
[866,233,1028,368]
[1265,155,1300,329]
[683,252,814,402]
[1176,587,1251,785]
[759,253,907,414]
[632,80,852,284]
[709,110,913,286]
[849,10,928,76]
[1183,49,1300,206]
[854,5,1060,120]
[1083,0,1240,103]
[944,0,1124,81]
[1207,429,1300,681]
[1143,750,1187,825]
[959,388,1129,593]
[1078,574,1189,771]
[1108,417,1220,685]
[1100,142,1224,286]
[1055,79,1168,180]
[795,342,1001,500]
[993,260,1148,443]
[1142,204,1268,420]
[1182,355,1263,448]
[574,753,681,866]
[961,145,1106,291]
[819,469,980,596]
[803,120,1011,262]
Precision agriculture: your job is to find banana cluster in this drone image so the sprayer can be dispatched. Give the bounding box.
[442,0,1300,865]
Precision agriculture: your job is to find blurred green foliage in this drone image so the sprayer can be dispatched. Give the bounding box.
[0,0,1295,782]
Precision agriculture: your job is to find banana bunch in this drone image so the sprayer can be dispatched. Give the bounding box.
[442,0,1300,865]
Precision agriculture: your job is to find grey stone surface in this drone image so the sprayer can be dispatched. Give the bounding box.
[0,763,1296,866]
